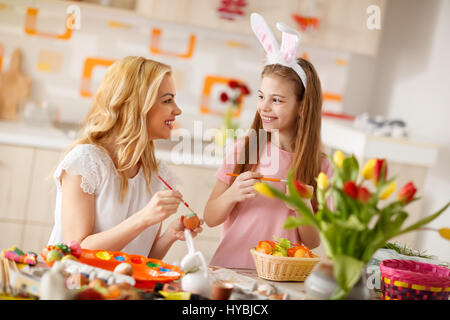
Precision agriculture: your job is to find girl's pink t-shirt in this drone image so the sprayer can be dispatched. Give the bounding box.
[209,140,333,269]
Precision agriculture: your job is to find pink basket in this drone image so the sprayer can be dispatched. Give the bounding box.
[380,259,450,300]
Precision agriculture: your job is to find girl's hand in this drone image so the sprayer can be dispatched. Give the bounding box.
[168,216,204,241]
[142,190,183,226]
[227,171,262,203]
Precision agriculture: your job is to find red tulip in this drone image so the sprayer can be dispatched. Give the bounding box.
[228,80,239,89]
[220,92,229,102]
[293,180,313,199]
[397,182,417,204]
[241,85,250,95]
[357,186,371,204]
[343,181,358,199]
[374,158,387,184]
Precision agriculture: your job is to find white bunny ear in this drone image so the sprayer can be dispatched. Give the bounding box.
[276,22,300,64]
[184,229,195,254]
[250,13,279,60]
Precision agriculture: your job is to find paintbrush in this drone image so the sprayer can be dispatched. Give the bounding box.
[225,173,288,183]
[158,175,197,215]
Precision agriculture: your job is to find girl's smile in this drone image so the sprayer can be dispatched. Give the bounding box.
[260,114,279,123]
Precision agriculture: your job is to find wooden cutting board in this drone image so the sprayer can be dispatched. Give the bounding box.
[0,48,32,121]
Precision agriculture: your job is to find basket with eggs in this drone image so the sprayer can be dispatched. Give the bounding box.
[250,237,320,281]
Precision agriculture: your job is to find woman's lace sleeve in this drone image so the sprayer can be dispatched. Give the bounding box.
[54,145,104,195]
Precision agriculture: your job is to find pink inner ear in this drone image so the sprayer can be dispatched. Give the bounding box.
[281,33,297,62]
[255,25,273,54]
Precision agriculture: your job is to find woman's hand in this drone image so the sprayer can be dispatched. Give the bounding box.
[226,171,262,203]
[167,216,204,241]
[141,190,183,226]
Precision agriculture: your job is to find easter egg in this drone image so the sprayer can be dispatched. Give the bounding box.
[294,247,309,258]
[89,278,107,288]
[56,244,71,254]
[61,254,77,262]
[66,240,82,258]
[113,263,133,276]
[183,213,200,230]
[75,287,104,300]
[47,249,63,262]
[42,246,50,258]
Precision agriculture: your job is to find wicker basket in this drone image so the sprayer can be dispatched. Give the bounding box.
[250,248,320,281]
[380,259,450,300]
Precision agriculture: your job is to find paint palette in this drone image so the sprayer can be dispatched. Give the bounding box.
[79,249,183,288]
[42,247,183,289]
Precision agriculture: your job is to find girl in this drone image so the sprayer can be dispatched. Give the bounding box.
[203,14,333,269]
[48,56,203,259]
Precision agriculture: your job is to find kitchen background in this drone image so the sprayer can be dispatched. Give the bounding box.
[0,0,448,264]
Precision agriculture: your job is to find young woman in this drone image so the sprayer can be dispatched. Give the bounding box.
[48,56,203,259]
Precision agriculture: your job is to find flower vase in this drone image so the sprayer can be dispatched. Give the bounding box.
[304,258,372,300]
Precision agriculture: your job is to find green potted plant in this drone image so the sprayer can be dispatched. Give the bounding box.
[254,150,449,299]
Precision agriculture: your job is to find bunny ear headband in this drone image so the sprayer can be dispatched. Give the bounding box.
[250,12,307,89]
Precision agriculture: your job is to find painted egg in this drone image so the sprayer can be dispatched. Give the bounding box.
[47,249,63,262]
[113,263,133,276]
[61,254,77,262]
[89,278,107,288]
[56,244,71,254]
[66,240,82,258]
[183,213,200,230]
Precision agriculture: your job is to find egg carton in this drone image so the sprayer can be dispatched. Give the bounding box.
[61,259,135,286]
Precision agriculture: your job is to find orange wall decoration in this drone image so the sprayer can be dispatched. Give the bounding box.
[80,57,115,97]
[24,7,74,40]
[150,28,196,59]
[200,75,246,117]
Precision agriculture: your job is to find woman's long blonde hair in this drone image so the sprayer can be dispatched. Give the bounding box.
[233,58,324,211]
[68,56,171,201]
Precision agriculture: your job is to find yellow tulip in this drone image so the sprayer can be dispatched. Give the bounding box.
[317,172,328,190]
[254,182,274,198]
[333,150,345,168]
[361,158,376,180]
[438,228,450,240]
[380,181,396,200]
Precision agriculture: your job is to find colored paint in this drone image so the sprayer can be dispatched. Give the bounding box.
[131,257,143,264]
[159,267,172,272]
[146,262,159,268]
[96,251,113,260]
[114,256,125,262]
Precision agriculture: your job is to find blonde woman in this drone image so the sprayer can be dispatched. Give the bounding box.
[48,56,203,259]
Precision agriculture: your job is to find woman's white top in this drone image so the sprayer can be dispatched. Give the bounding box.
[48,144,179,256]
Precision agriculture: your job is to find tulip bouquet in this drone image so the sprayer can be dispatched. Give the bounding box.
[254,151,449,300]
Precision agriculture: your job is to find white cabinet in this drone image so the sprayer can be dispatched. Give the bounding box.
[0,145,34,222]
[0,144,63,253]
[25,149,63,225]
